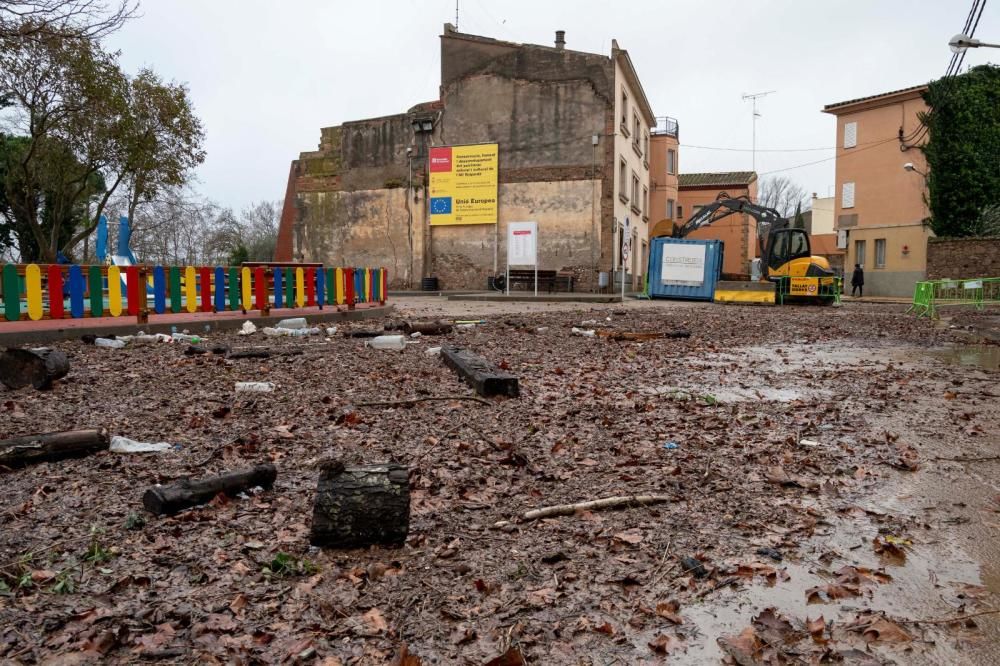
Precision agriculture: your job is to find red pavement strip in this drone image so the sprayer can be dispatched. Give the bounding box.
[0,303,388,345]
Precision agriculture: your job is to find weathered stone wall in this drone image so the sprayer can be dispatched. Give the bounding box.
[927,237,1000,280]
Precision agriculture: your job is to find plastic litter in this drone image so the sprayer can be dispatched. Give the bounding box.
[799,438,822,447]
[110,435,172,453]
[262,327,290,337]
[536,327,549,333]
[238,321,258,336]
[580,319,598,325]
[236,381,276,393]
[571,327,596,337]
[425,346,442,356]
[410,331,423,339]
[366,335,407,351]
[663,442,679,450]
[95,337,125,349]
[287,327,321,337]
[172,333,202,343]
[325,327,338,336]
[455,323,476,331]
[276,317,307,330]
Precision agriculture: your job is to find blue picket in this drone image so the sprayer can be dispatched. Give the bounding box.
[152,266,166,314]
[214,267,226,312]
[316,268,326,307]
[274,267,283,309]
[68,265,85,318]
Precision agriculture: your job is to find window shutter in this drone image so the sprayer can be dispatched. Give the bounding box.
[842,182,855,209]
[843,122,857,149]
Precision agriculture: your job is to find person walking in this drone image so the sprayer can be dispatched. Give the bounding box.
[851,263,864,297]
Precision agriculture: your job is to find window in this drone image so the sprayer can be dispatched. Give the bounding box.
[855,239,866,268]
[633,113,641,148]
[667,149,676,174]
[677,205,683,220]
[843,121,857,149]
[643,132,649,161]
[620,89,629,130]
[667,199,675,219]
[875,238,886,268]
[842,182,855,209]
[790,230,809,258]
[642,185,648,217]
[619,158,628,200]
[631,172,640,209]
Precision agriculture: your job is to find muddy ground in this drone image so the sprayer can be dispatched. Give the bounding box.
[1,300,998,665]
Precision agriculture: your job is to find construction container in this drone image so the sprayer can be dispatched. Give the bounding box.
[647,238,723,301]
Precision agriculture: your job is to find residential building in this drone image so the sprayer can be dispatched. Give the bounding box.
[675,171,759,277]
[276,26,656,291]
[648,117,680,240]
[822,85,933,297]
[803,195,844,279]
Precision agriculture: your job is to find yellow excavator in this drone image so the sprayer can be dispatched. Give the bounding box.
[672,195,839,304]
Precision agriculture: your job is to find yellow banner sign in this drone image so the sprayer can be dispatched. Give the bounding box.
[789,277,820,296]
[428,143,498,225]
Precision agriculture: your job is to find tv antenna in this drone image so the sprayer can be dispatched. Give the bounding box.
[455,1,459,31]
[742,90,776,172]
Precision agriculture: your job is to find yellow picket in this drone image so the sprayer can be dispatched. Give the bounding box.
[364,268,371,302]
[185,266,197,313]
[335,268,344,305]
[241,267,252,310]
[108,266,122,316]
[25,264,43,321]
[295,267,305,308]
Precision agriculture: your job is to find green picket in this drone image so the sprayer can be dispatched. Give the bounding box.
[169,266,182,313]
[228,267,239,311]
[3,264,20,321]
[88,265,103,317]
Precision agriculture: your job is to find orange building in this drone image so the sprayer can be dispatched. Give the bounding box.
[822,85,932,297]
[648,117,680,240]
[671,172,759,277]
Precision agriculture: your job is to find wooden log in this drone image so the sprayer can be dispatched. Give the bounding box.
[441,346,519,398]
[228,348,304,359]
[310,461,410,548]
[0,348,70,390]
[142,464,277,515]
[403,321,453,336]
[0,428,109,468]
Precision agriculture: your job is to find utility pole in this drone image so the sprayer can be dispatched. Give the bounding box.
[741,90,775,172]
[455,1,459,30]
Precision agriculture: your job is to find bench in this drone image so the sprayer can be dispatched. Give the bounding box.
[505,269,575,293]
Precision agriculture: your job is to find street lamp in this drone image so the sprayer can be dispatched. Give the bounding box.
[903,162,927,177]
[949,33,1000,53]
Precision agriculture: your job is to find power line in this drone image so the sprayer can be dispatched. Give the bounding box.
[757,137,899,176]
[680,136,898,153]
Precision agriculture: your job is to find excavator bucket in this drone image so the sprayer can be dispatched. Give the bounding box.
[713,280,776,305]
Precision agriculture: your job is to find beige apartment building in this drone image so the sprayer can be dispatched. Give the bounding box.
[648,118,680,239]
[823,85,933,297]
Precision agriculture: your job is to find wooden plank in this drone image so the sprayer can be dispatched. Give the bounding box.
[200,266,212,312]
[153,266,166,314]
[169,266,182,314]
[48,265,64,319]
[228,267,239,311]
[69,265,85,318]
[326,268,335,305]
[2,264,20,321]
[274,267,284,308]
[214,267,226,312]
[335,267,344,305]
[240,267,252,311]
[126,266,139,316]
[316,267,326,307]
[305,267,316,306]
[88,265,103,317]
[107,265,122,316]
[25,264,43,321]
[284,266,294,309]
[295,267,305,308]
[254,266,267,311]
[345,268,355,307]
[441,346,519,398]
[185,266,197,313]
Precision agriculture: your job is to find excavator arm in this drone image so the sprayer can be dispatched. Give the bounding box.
[672,195,787,259]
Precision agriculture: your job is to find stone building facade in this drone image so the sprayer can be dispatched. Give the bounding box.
[277,26,655,291]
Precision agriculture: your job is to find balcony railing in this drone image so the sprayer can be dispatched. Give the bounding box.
[652,116,679,138]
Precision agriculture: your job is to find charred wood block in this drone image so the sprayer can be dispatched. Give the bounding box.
[142,464,277,515]
[0,428,109,469]
[441,346,519,398]
[403,321,453,335]
[0,348,70,390]
[311,463,410,548]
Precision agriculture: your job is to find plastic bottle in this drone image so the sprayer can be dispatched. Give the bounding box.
[288,327,321,337]
[262,327,291,337]
[172,333,202,343]
[235,381,275,393]
[571,327,596,337]
[276,317,307,330]
[366,335,407,350]
[455,323,475,332]
[95,337,125,349]
[325,327,338,336]
[425,346,442,356]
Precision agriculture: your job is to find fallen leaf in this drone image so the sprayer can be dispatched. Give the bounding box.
[873,536,907,563]
[807,616,826,643]
[484,646,526,666]
[752,608,797,645]
[806,583,861,603]
[718,627,762,664]
[594,622,615,635]
[229,593,248,615]
[392,643,422,666]
[362,608,388,633]
[863,618,912,643]
[648,633,683,654]
[655,600,683,625]
[613,530,644,545]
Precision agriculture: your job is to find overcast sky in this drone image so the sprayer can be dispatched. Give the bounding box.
[106,0,998,211]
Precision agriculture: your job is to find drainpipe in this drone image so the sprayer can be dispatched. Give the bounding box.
[406,150,413,288]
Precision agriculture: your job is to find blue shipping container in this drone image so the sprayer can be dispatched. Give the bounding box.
[647,238,723,301]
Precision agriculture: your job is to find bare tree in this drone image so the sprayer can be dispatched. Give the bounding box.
[757,175,810,218]
[0,0,137,40]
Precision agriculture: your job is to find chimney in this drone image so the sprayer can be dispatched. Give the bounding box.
[555,30,566,50]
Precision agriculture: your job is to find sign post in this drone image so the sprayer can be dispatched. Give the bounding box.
[621,218,631,301]
[507,222,538,297]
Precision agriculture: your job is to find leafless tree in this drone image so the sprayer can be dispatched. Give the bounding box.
[0,0,137,40]
[757,175,810,219]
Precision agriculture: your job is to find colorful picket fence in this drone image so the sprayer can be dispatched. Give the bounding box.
[0,263,388,324]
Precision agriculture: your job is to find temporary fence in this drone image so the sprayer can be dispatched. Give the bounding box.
[774,276,842,305]
[0,263,387,324]
[908,277,1000,319]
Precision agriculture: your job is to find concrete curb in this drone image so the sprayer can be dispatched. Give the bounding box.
[446,293,626,303]
[0,306,393,346]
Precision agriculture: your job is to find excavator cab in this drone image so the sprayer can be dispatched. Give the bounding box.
[763,228,829,279]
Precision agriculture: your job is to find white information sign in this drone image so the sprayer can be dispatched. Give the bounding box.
[660,243,707,286]
[507,221,537,266]
[621,218,632,263]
